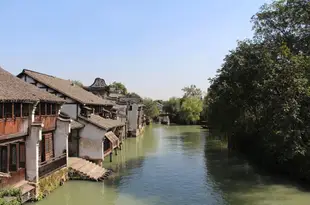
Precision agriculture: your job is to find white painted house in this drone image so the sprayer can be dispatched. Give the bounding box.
[18,69,125,165]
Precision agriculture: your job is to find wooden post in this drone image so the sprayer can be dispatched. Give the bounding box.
[109,152,112,162]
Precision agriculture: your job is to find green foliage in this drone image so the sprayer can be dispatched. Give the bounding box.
[163,85,204,124]
[179,97,203,124]
[110,82,128,94]
[0,188,21,205]
[207,0,310,181]
[37,168,68,200]
[182,85,202,98]
[143,98,160,119]
[71,80,84,87]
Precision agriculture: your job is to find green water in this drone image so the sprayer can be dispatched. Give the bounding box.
[34,125,310,205]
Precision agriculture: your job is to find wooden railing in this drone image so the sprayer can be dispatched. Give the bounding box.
[39,154,67,178]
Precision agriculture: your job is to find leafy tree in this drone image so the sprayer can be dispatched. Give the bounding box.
[206,0,310,181]
[110,82,128,94]
[71,80,83,87]
[143,98,160,119]
[182,85,203,98]
[252,0,310,55]
[179,97,203,124]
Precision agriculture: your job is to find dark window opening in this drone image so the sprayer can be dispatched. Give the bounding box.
[41,103,46,115]
[0,146,8,172]
[9,144,17,171]
[22,104,30,117]
[4,103,13,118]
[0,103,3,119]
[129,106,132,111]
[51,104,57,115]
[19,143,25,168]
[47,103,52,115]
[35,104,40,115]
[14,103,21,117]
[104,139,111,152]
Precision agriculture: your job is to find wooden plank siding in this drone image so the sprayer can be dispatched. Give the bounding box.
[34,116,57,131]
[0,118,28,136]
[39,132,54,163]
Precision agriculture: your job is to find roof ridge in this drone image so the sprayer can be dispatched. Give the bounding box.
[23,69,58,79]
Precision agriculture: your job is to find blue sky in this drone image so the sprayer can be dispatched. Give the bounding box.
[0,0,267,100]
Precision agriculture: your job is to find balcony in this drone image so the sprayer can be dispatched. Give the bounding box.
[39,154,67,178]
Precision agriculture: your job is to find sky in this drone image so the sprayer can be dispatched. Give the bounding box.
[0,0,267,100]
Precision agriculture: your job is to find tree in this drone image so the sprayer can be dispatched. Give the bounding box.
[182,85,202,98]
[179,97,203,124]
[143,98,160,119]
[252,0,310,56]
[206,0,310,181]
[110,82,128,94]
[71,80,83,87]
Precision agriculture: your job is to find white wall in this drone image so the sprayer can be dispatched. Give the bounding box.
[61,104,78,120]
[78,120,106,160]
[53,118,70,159]
[26,124,42,183]
[127,104,138,132]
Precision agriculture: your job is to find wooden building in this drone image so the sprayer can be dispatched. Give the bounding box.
[18,70,125,165]
[0,67,70,202]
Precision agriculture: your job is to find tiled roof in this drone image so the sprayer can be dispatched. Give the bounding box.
[78,114,125,130]
[20,69,115,106]
[0,67,64,103]
[71,119,85,129]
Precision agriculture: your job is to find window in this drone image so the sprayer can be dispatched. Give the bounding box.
[0,103,3,119]
[9,144,17,171]
[22,104,30,117]
[0,146,8,172]
[14,103,21,117]
[19,143,25,168]
[47,103,52,115]
[41,103,46,115]
[129,106,132,111]
[4,103,12,118]
[35,104,40,115]
[51,104,57,115]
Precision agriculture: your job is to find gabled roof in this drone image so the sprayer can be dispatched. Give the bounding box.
[0,67,64,103]
[19,69,114,106]
[78,114,125,130]
[104,131,119,148]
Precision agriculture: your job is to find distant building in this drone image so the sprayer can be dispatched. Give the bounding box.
[86,78,146,137]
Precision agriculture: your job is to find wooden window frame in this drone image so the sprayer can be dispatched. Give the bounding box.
[22,103,30,117]
[51,104,57,115]
[14,103,22,118]
[41,103,46,116]
[3,103,13,119]
[0,146,8,173]
[9,144,18,172]
[19,143,25,168]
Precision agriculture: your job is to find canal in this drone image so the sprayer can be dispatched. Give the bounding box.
[34,125,310,205]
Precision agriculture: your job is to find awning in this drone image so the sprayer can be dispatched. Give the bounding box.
[104,131,119,149]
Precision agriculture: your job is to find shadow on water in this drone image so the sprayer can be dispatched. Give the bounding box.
[204,131,310,205]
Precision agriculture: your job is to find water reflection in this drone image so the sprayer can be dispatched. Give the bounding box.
[204,134,310,205]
